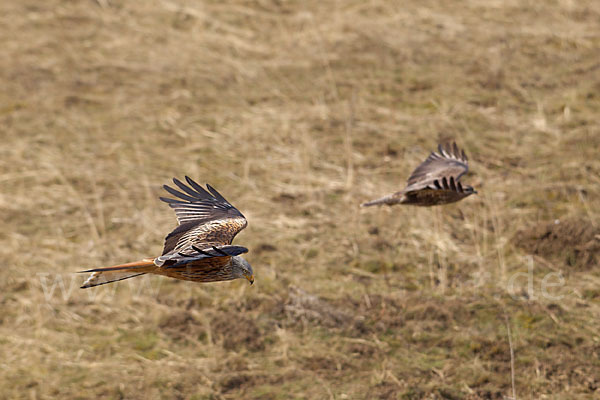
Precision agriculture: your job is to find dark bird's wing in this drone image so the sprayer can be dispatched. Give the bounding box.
[156,244,248,267]
[405,142,469,191]
[159,248,248,283]
[406,176,471,205]
[159,177,247,255]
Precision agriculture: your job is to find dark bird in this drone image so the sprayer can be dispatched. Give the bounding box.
[80,177,253,288]
[361,142,477,207]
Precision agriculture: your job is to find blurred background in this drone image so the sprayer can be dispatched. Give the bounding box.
[1,0,599,398]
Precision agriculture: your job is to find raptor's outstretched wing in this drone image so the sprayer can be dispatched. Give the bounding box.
[405,142,469,191]
[159,177,247,256]
[156,244,248,268]
[406,176,471,202]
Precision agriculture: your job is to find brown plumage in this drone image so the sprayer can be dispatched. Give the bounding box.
[80,177,253,288]
[361,142,477,207]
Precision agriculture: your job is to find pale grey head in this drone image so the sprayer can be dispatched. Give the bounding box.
[231,256,254,284]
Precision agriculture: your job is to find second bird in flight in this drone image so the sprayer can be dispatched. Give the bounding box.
[361,142,477,207]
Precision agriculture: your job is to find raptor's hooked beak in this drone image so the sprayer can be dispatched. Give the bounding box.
[245,274,254,285]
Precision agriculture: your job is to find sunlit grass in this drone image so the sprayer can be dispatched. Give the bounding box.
[0,0,599,399]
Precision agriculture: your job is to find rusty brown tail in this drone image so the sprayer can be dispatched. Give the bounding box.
[79,258,156,289]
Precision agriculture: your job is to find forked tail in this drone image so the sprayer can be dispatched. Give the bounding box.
[79,258,156,289]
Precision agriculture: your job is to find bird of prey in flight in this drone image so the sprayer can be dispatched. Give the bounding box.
[80,177,253,288]
[361,142,477,207]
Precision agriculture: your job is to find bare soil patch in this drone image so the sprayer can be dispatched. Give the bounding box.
[514,217,599,270]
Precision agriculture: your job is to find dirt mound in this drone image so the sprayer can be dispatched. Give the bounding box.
[159,310,203,342]
[514,217,599,270]
[283,286,352,329]
[159,310,268,352]
[211,313,266,352]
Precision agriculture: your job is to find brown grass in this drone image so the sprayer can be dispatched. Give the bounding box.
[1,0,599,398]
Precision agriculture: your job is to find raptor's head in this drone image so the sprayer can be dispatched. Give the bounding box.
[463,185,478,195]
[231,256,254,285]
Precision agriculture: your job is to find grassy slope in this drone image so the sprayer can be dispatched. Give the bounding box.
[1,0,599,399]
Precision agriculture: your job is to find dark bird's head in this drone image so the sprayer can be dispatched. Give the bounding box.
[463,185,478,196]
[231,256,254,284]
[453,179,477,198]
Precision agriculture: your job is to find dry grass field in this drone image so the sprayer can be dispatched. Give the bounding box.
[1,0,599,399]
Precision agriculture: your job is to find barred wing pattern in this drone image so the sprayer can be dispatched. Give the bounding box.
[158,177,248,259]
[405,142,469,191]
[403,176,472,205]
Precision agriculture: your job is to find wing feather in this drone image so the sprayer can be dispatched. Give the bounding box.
[160,177,247,255]
[404,142,469,190]
[173,177,206,198]
[206,183,229,203]
[185,176,212,196]
[162,184,200,203]
[156,244,248,267]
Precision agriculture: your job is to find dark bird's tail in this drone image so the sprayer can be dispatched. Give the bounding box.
[79,259,156,288]
[361,193,403,207]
